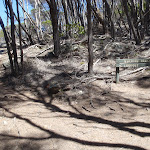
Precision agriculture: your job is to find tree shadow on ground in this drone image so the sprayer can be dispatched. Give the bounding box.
[0,60,150,150]
[0,138,41,150]
[0,106,148,150]
[136,75,150,88]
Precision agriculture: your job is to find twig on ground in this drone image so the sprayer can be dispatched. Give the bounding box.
[82,106,91,112]
[90,100,96,109]
[94,59,101,66]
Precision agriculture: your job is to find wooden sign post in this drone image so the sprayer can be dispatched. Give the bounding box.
[116,58,150,83]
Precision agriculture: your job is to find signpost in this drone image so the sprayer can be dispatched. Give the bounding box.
[116,58,150,83]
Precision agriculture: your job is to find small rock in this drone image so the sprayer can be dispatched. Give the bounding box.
[106,66,111,70]
[3,120,8,125]
[77,90,83,95]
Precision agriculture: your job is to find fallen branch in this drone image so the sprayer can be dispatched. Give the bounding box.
[82,75,113,82]
[120,67,148,77]
[24,44,42,55]
[80,75,114,85]
[36,45,53,57]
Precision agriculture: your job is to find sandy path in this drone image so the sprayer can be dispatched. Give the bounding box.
[0,45,150,150]
[0,79,150,150]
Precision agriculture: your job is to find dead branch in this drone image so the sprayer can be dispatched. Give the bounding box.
[120,67,148,77]
[36,45,54,57]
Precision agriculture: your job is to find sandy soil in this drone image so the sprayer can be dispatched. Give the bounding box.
[0,44,150,150]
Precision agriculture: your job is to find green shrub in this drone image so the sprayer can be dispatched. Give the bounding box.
[66,23,85,38]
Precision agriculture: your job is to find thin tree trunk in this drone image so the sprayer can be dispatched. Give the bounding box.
[22,0,27,27]
[0,16,14,74]
[116,6,129,33]
[138,0,144,39]
[67,0,75,18]
[122,0,141,44]
[145,0,150,35]
[46,0,60,57]
[93,0,97,8]
[26,0,29,30]
[7,0,19,74]
[76,0,84,27]
[39,0,51,18]
[38,0,43,39]
[129,0,141,39]
[6,5,9,33]
[91,6,106,34]
[35,0,39,39]
[129,0,137,24]
[103,0,115,39]
[62,0,70,38]
[86,0,93,74]
[16,0,23,71]
[18,0,44,42]
[14,14,34,45]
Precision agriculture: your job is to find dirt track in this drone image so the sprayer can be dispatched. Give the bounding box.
[0,75,150,150]
[0,45,150,150]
